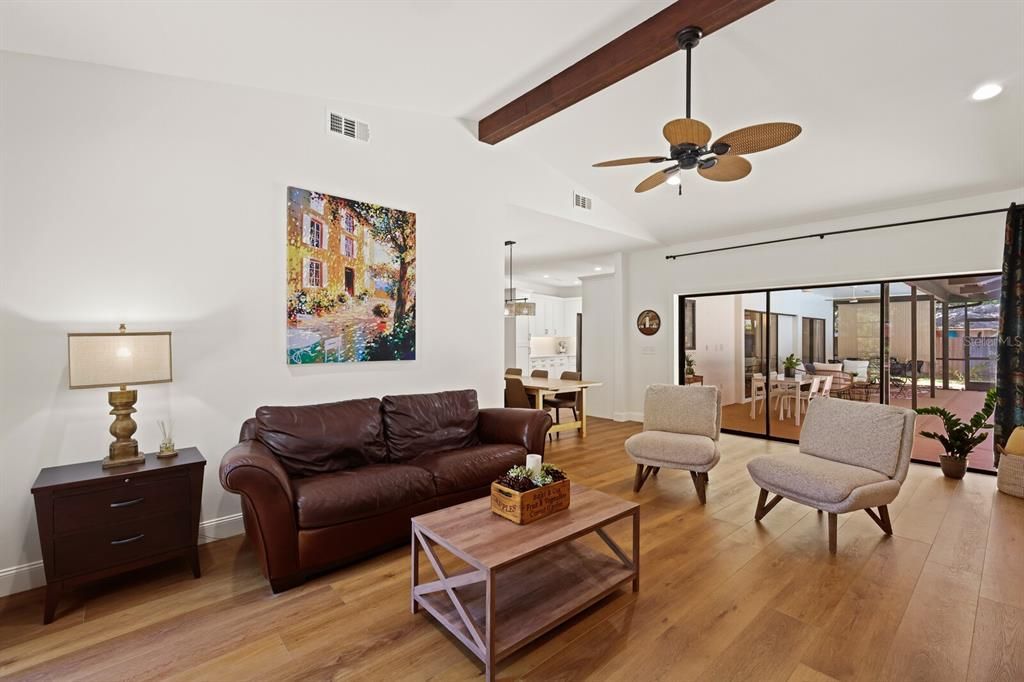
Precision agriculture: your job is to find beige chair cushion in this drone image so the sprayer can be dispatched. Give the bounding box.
[747,454,889,505]
[814,362,843,372]
[799,398,908,477]
[625,431,719,472]
[643,384,720,440]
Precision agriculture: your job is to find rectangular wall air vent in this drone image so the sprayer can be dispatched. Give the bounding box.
[327,112,370,142]
[573,192,592,210]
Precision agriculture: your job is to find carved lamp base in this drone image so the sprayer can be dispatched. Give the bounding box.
[103,388,145,469]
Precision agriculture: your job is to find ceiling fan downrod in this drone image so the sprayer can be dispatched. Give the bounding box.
[676,27,702,119]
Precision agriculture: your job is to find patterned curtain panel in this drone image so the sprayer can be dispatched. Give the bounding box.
[996,203,1024,466]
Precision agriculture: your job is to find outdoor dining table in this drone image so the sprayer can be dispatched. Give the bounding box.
[767,375,817,426]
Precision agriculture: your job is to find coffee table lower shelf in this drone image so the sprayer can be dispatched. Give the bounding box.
[414,541,635,673]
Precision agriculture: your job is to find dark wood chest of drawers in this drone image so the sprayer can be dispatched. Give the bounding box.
[31,448,206,623]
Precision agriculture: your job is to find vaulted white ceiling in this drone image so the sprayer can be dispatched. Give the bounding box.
[505,0,1024,244]
[2,0,1021,275]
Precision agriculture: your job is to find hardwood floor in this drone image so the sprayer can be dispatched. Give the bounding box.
[1,418,1022,681]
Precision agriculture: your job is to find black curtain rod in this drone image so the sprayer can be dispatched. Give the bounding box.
[665,207,1011,260]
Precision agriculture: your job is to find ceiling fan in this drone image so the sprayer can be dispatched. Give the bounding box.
[593,27,801,194]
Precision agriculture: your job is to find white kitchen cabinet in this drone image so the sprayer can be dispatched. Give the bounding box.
[527,294,568,336]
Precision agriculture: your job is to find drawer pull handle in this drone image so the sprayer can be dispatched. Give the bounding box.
[110,497,144,508]
[110,533,145,545]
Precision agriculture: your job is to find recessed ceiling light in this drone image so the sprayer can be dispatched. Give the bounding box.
[594,266,603,272]
[666,173,681,186]
[972,83,1002,101]
[542,274,549,278]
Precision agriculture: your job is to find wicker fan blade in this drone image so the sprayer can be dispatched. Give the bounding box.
[635,167,676,193]
[698,155,751,182]
[713,122,801,155]
[593,156,669,167]
[662,118,712,146]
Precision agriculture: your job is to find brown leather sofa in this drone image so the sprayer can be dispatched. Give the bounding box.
[219,389,551,592]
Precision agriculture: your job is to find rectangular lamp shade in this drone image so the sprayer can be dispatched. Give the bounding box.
[503,301,536,317]
[68,331,173,389]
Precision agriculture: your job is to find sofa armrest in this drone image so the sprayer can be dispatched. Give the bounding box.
[478,408,552,456]
[219,440,300,589]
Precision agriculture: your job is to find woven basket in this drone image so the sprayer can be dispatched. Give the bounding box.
[997,446,1024,499]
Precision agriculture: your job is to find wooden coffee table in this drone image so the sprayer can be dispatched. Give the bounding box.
[410,483,639,681]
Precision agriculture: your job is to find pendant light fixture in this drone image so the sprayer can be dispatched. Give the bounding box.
[504,240,535,317]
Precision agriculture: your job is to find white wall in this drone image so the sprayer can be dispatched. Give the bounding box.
[685,294,740,406]
[581,266,625,419]
[0,52,529,593]
[623,188,1023,417]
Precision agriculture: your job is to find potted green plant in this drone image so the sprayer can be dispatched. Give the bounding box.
[685,353,697,377]
[783,353,799,378]
[916,387,997,479]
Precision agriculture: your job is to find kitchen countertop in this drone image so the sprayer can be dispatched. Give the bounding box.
[530,353,576,358]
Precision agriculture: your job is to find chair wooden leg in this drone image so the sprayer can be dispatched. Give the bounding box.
[689,471,708,505]
[652,467,660,477]
[828,512,838,554]
[754,488,784,521]
[633,464,655,493]
[864,505,893,535]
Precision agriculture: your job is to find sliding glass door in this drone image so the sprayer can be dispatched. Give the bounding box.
[677,272,1001,474]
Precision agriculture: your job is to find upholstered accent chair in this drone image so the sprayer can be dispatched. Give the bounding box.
[746,397,915,553]
[624,384,722,504]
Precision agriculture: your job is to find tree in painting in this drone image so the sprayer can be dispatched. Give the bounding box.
[286,187,416,363]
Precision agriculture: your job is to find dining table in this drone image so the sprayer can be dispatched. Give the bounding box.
[504,374,603,438]
[766,375,817,426]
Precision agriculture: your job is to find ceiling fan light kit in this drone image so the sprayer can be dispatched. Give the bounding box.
[593,26,802,194]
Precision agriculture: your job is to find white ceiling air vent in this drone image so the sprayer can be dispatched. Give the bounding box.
[573,191,592,210]
[327,111,370,142]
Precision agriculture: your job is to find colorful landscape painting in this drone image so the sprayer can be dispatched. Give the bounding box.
[286,187,415,363]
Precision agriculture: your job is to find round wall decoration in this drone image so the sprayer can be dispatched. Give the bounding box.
[637,309,661,336]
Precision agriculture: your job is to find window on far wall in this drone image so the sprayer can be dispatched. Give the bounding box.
[304,258,323,288]
[684,298,696,350]
[344,212,355,233]
[344,236,355,258]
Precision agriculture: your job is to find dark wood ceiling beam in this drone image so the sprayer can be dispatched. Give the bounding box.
[477,0,774,145]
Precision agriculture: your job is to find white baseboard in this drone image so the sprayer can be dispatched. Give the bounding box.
[613,412,644,423]
[0,512,247,598]
[0,560,45,598]
[198,512,245,543]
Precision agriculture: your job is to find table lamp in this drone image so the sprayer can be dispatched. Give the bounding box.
[68,324,173,468]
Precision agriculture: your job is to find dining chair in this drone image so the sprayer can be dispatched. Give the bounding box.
[504,377,532,408]
[820,374,833,398]
[506,377,553,442]
[544,371,581,439]
[796,376,821,415]
[530,369,549,378]
[749,373,767,419]
[506,368,523,376]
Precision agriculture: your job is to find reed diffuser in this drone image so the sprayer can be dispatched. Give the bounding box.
[157,419,177,459]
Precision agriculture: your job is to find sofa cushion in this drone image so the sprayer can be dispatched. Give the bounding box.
[382,389,480,462]
[412,444,527,495]
[814,362,843,372]
[291,464,436,528]
[256,398,386,478]
[800,398,908,477]
[747,454,889,504]
[625,431,718,468]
